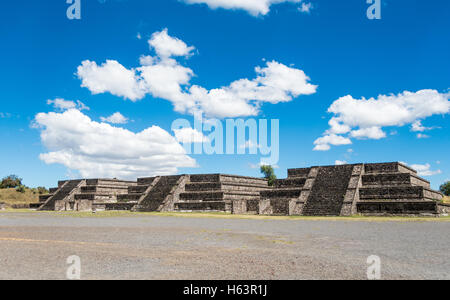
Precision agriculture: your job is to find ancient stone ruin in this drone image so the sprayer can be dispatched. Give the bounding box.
[38,162,448,216]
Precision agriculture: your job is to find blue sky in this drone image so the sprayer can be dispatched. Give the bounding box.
[0,0,449,189]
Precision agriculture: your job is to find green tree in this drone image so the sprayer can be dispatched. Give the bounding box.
[260,165,277,186]
[0,175,22,189]
[440,181,450,196]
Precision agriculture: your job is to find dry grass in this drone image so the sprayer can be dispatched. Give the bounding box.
[443,196,450,204]
[0,188,39,207]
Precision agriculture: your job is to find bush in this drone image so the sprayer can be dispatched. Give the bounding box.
[440,181,450,196]
[260,165,277,186]
[15,185,26,193]
[0,175,22,189]
[37,187,49,195]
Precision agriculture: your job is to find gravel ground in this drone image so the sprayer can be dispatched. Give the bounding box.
[0,211,448,280]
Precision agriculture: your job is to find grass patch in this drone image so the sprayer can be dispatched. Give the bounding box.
[0,209,449,222]
[0,188,39,207]
[443,196,450,204]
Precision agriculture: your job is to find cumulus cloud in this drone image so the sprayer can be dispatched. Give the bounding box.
[77,60,147,101]
[335,160,347,165]
[34,109,197,179]
[314,90,450,150]
[313,134,352,151]
[182,0,302,16]
[173,127,209,143]
[47,98,89,111]
[149,28,195,58]
[77,29,317,118]
[100,112,129,124]
[406,163,442,177]
[350,126,386,140]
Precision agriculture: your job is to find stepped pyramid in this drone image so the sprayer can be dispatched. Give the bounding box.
[176,174,270,213]
[38,179,135,211]
[257,162,446,216]
[37,162,447,216]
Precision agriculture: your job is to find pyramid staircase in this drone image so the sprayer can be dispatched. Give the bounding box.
[259,168,311,215]
[129,175,187,212]
[38,180,85,211]
[302,165,356,216]
[175,174,270,213]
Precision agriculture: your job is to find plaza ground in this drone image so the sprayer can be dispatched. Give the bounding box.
[0,210,449,280]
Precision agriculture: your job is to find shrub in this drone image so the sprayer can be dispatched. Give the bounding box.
[15,185,26,193]
[0,175,22,189]
[260,165,277,186]
[37,187,49,195]
[440,181,450,196]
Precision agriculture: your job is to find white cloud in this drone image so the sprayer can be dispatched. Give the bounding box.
[299,2,312,13]
[149,28,195,58]
[350,126,386,140]
[313,134,352,151]
[77,29,317,118]
[77,60,147,101]
[173,127,209,143]
[407,163,442,177]
[416,133,430,139]
[34,109,197,179]
[182,0,302,16]
[47,98,89,111]
[100,112,129,124]
[335,160,347,165]
[315,90,450,150]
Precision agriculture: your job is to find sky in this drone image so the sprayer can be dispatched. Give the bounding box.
[0,0,449,189]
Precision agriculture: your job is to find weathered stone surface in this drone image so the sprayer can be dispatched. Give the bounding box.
[41,162,444,216]
[176,174,269,213]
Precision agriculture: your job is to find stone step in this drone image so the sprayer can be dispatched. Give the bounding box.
[103,202,137,211]
[274,178,306,188]
[185,182,270,192]
[175,201,228,212]
[128,185,149,194]
[117,193,142,202]
[137,177,157,185]
[85,179,136,187]
[260,188,302,199]
[364,162,417,175]
[180,191,260,201]
[189,174,268,186]
[80,185,129,194]
[359,186,441,201]
[49,188,59,193]
[39,194,53,202]
[219,174,268,186]
[357,201,438,215]
[74,193,115,201]
[287,168,311,178]
[362,173,430,188]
